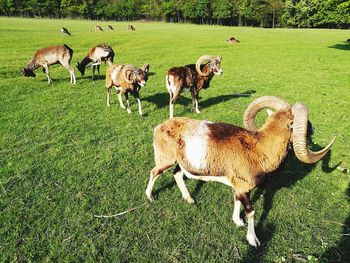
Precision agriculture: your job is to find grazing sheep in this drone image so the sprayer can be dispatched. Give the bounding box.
[107,25,114,31]
[95,25,103,32]
[22,44,76,84]
[146,96,335,247]
[106,63,149,115]
[77,44,114,80]
[166,55,222,118]
[226,37,240,44]
[60,27,71,36]
[127,25,136,31]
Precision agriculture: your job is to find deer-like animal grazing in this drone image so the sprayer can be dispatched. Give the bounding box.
[22,44,76,84]
[106,63,149,115]
[146,96,335,247]
[226,37,240,44]
[127,25,135,31]
[95,25,103,32]
[60,27,71,36]
[166,55,222,118]
[77,44,114,80]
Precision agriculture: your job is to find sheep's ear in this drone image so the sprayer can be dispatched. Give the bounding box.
[266,109,274,116]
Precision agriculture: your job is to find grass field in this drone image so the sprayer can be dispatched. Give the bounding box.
[0,17,349,262]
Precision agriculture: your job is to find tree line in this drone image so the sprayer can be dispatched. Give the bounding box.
[1,0,350,29]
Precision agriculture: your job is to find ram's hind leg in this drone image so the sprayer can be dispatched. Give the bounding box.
[146,162,173,202]
[232,192,245,227]
[173,165,194,204]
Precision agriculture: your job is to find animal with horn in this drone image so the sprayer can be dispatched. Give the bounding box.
[60,27,71,36]
[166,55,222,118]
[22,44,76,84]
[77,44,114,80]
[105,63,149,116]
[146,96,335,247]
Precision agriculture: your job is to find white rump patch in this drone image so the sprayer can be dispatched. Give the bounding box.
[166,75,177,94]
[183,121,210,170]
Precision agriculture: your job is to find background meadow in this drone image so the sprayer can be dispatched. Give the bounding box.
[0,17,349,262]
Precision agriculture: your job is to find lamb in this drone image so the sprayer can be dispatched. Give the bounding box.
[226,37,240,44]
[105,63,149,116]
[22,44,76,84]
[77,44,114,80]
[60,27,71,36]
[107,25,114,31]
[145,96,335,247]
[127,25,135,31]
[166,55,222,118]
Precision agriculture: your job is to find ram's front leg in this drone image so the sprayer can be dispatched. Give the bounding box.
[125,93,131,114]
[133,92,143,116]
[191,90,200,114]
[236,192,260,247]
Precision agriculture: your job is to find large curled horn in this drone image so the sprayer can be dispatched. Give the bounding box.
[195,55,215,76]
[292,102,335,164]
[243,96,291,131]
[122,64,136,84]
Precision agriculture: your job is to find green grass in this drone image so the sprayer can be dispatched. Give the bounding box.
[0,17,349,262]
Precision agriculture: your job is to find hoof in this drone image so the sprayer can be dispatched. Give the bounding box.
[247,234,260,247]
[146,194,154,203]
[233,218,245,227]
[184,197,195,204]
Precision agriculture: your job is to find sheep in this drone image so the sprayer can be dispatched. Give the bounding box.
[226,36,240,44]
[22,44,76,84]
[95,25,104,32]
[77,44,114,80]
[105,63,149,116]
[60,27,71,36]
[107,25,114,31]
[166,55,222,118]
[145,96,335,247]
[127,25,136,31]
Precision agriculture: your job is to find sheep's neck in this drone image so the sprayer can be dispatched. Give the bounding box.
[79,56,92,69]
[25,60,40,71]
[257,126,291,173]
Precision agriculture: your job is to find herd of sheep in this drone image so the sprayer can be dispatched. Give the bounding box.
[20,26,335,247]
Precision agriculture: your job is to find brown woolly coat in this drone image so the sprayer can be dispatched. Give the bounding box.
[153,109,293,194]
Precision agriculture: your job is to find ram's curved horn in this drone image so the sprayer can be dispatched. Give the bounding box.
[292,102,335,163]
[195,55,215,77]
[243,96,291,131]
[122,64,136,84]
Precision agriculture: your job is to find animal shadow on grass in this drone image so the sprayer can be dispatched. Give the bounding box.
[241,147,338,262]
[321,184,350,262]
[328,41,350,51]
[142,90,256,110]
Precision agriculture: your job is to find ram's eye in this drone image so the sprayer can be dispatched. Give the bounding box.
[288,122,293,131]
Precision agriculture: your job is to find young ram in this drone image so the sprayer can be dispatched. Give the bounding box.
[105,63,149,116]
[77,44,114,80]
[166,55,222,118]
[145,96,335,247]
[22,44,76,84]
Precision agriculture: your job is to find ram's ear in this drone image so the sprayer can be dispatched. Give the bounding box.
[266,109,274,116]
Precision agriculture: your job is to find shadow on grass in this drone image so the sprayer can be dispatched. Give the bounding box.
[241,147,338,262]
[321,184,350,263]
[143,90,256,110]
[328,41,350,51]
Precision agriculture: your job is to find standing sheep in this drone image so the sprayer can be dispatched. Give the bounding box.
[146,96,335,247]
